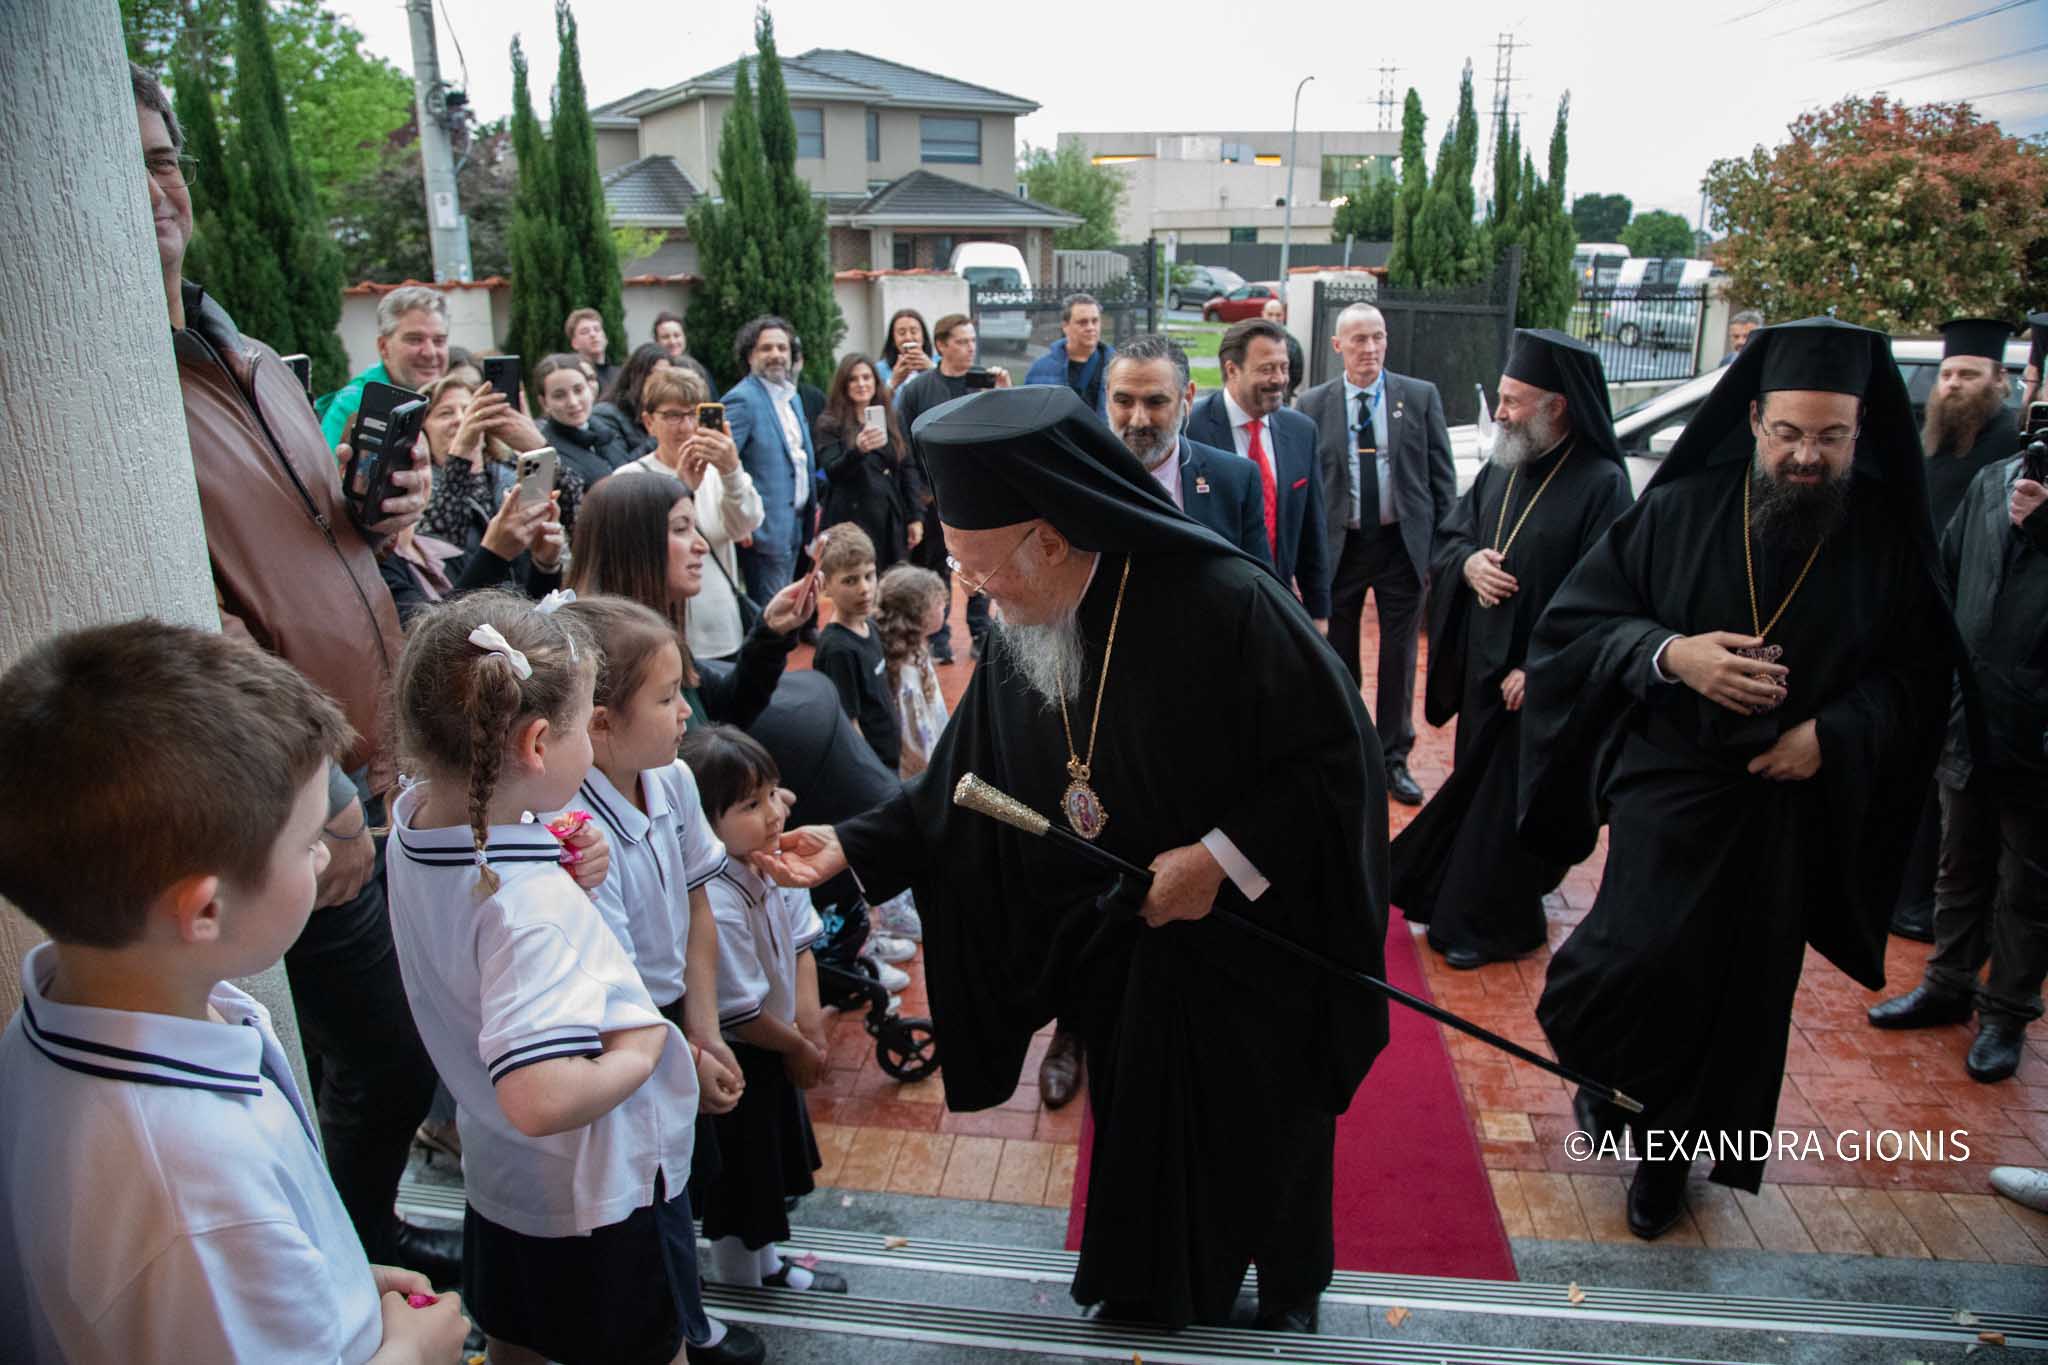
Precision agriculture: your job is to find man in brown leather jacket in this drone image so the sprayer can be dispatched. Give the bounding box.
[135,63,459,1282]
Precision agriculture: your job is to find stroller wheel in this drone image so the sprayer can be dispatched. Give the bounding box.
[875,1016,939,1082]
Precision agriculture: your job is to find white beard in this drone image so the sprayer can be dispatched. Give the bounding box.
[989,609,1084,706]
[1493,408,1564,470]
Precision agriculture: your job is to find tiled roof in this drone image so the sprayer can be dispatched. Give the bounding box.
[849,171,1080,225]
[793,49,1036,114]
[602,155,700,223]
[590,87,659,123]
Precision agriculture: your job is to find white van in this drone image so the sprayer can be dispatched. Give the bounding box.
[1572,242,1630,289]
[949,242,1033,350]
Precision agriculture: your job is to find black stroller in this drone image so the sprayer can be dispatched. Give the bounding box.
[719,667,940,1083]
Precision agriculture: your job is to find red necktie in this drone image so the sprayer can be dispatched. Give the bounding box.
[1245,418,1279,557]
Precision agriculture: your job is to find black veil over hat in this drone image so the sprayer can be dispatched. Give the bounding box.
[1501,329,1622,466]
[911,385,1263,566]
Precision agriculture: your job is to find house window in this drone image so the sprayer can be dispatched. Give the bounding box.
[866,110,880,162]
[794,107,824,159]
[1320,153,1392,202]
[920,116,980,165]
[1229,226,1258,243]
[893,237,915,270]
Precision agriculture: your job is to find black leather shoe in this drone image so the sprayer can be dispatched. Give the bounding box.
[1867,984,1973,1030]
[388,1219,463,1289]
[1967,1018,2026,1083]
[1442,946,1489,970]
[1387,763,1424,806]
[1626,1158,1691,1240]
[763,1258,848,1293]
[1038,1027,1085,1110]
[1889,898,1935,942]
[688,1323,766,1365]
[1254,1299,1320,1333]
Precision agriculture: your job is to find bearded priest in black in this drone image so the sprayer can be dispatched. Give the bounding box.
[1517,319,1957,1240]
[1392,330,1634,969]
[766,386,1389,1331]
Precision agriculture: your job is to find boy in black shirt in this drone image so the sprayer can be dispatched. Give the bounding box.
[811,524,901,772]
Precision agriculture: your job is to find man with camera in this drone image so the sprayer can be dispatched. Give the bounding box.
[1868,365,2048,1085]
[318,285,453,450]
[135,63,461,1283]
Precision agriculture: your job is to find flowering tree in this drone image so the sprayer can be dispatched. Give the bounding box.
[1703,96,2048,331]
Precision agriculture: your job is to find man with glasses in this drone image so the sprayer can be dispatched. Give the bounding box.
[1517,319,1957,1241]
[766,386,1388,1334]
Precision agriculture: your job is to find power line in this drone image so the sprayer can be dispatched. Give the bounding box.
[1773,0,1902,37]
[1827,0,2039,61]
[1876,41,2048,87]
[1950,78,2048,102]
[1720,0,1799,24]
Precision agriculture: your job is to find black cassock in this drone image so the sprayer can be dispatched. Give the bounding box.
[1392,441,1633,956]
[836,548,1387,1326]
[1517,464,1951,1189]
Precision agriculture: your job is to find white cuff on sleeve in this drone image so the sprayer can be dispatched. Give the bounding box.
[1650,634,1683,685]
[1200,828,1270,902]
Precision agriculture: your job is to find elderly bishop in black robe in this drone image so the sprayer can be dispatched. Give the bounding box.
[1517,319,1957,1239]
[766,386,1389,1330]
[1392,330,1634,968]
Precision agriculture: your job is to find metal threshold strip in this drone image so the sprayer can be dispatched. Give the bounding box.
[701,1283,1767,1365]
[396,1179,2044,1350]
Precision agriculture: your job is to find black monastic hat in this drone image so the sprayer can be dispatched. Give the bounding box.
[1502,328,1623,466]
[911,385,1259,565]
[1939,317,2015,364]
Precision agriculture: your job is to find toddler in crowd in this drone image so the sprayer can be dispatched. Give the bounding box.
[810,524,900,775]
[679,726,845,1294]
[0,621,468,1364]
[863,564,954,945]
[381,592,762,1365]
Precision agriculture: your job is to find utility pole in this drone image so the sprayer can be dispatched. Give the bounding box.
[406,0,472,282]
[1480,32,1520,210]
[1279,74,1315,294]
[1376,64,1398,133]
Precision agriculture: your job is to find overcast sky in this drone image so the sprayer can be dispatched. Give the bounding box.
[334,0,2048,227]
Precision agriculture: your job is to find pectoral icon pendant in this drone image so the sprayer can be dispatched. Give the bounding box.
[1063,767,1108,841]
[1731,642,1784,715]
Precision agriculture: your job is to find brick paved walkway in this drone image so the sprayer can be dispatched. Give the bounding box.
[793,588,2048,1267]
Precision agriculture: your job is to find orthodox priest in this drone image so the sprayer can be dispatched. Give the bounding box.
[1518,319,1956,1239]
[1889,317,2022,942]
[1392,331,1633,968]
[767,386,1388,1330]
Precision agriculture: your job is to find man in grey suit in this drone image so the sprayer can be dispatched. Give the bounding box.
[1105,334,1270,562]
[1296,303,1455,805]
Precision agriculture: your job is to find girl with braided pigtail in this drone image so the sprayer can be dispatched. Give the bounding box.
[384,591,765,1365]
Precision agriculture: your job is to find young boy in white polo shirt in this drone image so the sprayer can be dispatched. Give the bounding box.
[0,621,470,1365]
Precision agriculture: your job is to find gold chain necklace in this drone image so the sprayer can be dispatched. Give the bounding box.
[1055,555,1131,841]
[1491,441,1574,559]
[1740,471,1823,640]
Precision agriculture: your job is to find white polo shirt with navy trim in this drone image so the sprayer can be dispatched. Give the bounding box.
[707,860,824,1033]
[0,943,381,1364]
[384,783,699,1238]
[569,761,727,1009]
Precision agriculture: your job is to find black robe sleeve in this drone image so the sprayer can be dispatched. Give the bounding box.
[1423,466,1491,727]
[698,621,797,731]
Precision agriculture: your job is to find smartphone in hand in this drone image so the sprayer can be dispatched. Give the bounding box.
[516,447,558,504]
[963,368,998,391]
[696,402,726,433]
[347,381,428,522]
[483,354,522,409]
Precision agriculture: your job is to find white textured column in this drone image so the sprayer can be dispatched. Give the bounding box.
[0,0,305,1083]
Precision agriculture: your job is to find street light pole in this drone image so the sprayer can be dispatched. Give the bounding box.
[1278,75,1315,292]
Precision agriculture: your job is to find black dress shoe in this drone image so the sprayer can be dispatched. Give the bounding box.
[1038,1028,1085,1110]
[688,1323,766,1365]
[1254,1299,1320,1333]
[1867,984,1973,1030]
[1626,1158,1691,1240]
[762,1258,848,1293]
[1387,763,1424,806]
[1441,946,1489,970]
[1967,1018,2026,1083]
[388,1219,463,1289]
[1889,898,1935,942]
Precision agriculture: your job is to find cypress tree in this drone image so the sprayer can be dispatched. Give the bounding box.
[685,58,772,389]
[506,37,569,396]
[1386,90,1429,285]
[750,6,843,387]
[1407,62,1484,288]
[1514,94,1577,329]
[228,0,347,388]
[170,52,241,311]
[547,1,624,365]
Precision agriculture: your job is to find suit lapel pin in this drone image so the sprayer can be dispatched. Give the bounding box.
[1194,476,1210,494]
[1392,402,1405,422]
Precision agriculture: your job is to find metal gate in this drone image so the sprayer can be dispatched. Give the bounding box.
[970,245,1156,383]
[1311,248,1521,426]
[1571,285,1708,382]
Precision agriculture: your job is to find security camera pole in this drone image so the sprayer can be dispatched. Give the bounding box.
[406,0,473,282]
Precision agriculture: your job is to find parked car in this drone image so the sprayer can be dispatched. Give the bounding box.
[950,241,1033,351]
[1202,281,1282,323]
[1446,336,2031,496]
[1167,264,1244,312]
[1597,258,1718,348]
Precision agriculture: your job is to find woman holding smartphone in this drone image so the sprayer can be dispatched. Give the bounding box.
[617,365,765,663]
[874,309,933,397]
[815,354,924,572]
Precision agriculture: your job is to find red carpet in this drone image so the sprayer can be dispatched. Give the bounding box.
[1065,907,1517,1281]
